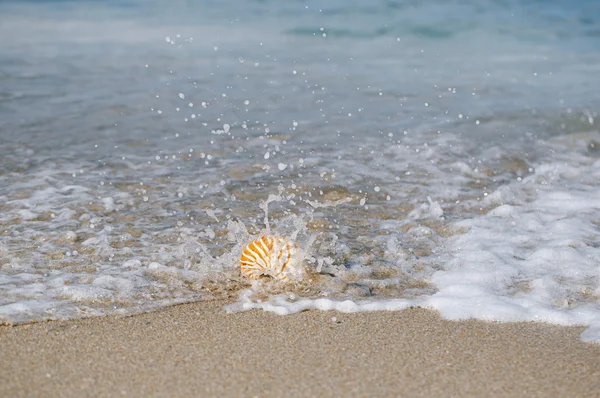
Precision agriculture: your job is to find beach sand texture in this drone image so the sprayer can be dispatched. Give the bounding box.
[2,301,599,398]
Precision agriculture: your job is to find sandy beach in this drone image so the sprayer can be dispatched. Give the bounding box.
[1,301,599,398]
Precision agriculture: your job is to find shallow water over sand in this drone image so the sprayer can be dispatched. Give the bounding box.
[1,0,599,341]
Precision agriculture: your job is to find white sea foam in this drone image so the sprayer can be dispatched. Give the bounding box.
[227,157,600,343]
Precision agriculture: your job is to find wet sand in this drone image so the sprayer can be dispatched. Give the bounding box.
[1,301,599,398]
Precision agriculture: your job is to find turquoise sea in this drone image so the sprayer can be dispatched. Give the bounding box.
[1,0,600,342]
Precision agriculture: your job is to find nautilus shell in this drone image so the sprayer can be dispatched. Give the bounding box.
[240,236,296,281]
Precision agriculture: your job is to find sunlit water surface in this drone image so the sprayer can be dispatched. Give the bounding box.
[1,0,600,342]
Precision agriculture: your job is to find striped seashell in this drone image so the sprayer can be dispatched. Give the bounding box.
[240,236,295,281]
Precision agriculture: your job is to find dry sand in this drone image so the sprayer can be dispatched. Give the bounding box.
[1,301,599,398]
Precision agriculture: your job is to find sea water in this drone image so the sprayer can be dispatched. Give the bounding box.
[1,0,599,342]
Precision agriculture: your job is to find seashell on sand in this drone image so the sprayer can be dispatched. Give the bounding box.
[240,236,296,281]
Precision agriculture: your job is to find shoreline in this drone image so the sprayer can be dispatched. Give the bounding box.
[1,300,599,397]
